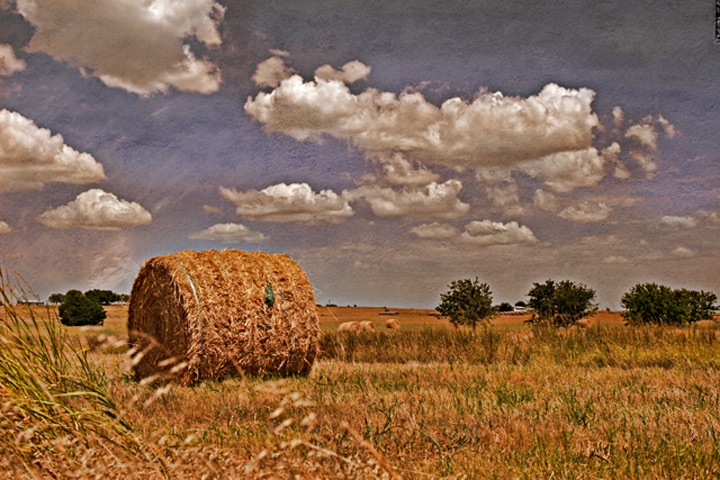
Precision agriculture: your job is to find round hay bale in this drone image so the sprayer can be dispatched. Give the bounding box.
[359,320,376,333]
[128,249,319,385]
[385,318,400,329]
[337,321,361,333]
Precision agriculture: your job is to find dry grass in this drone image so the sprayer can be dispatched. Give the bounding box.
[3,295,720,478]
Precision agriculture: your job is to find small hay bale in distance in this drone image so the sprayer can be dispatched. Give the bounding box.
[128,249,319,385]
[337,321,361,333]
[359,320,376,332]
[385,318,400,329]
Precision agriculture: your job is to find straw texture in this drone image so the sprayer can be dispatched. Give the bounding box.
[128,250,319,385]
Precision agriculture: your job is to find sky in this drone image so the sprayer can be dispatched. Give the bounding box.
[0,0,718,309]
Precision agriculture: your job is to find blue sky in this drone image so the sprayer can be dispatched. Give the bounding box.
[0,0,718,308]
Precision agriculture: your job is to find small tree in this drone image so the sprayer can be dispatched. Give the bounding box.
[621,283,717,325]
[527,279,598,327]
[48,292,65,304]
[436,278,495,330]
[59,290,106,327]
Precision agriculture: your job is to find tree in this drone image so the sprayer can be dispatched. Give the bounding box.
[495,302,514,312]
[527,279,598,327]
[436,278,495,330]
[514,301,527,308]
[621,283,717,325]
[59,290,106,327]
[48,293,65,304]
[84,289,121,306]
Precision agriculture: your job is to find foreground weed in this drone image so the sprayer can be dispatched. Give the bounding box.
[0,272,164,477]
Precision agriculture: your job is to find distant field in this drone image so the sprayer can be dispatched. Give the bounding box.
[2,304,633,335]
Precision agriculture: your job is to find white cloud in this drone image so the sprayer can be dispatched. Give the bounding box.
[519,147,606,193]
[0,220,13,234]
[314,60,371,83]
[671,246,695,258]
[484,181,526,215]
[557,201,612,223]
[343,180,470,218]
[252,56,295,88]
[408,222,460,239]
[245,77,598,169]
[219,183,353,224]
[696,210,720,225]
[188,223,269,244]
[0,109,106,192]
[660,215,697,229]
[0,44,26,77]
[625,123,658,149]
[460,220,537,246]
[657,115,676,139]
[603,255,629,264]
[629,150,658,178]
[36,189,152,230]
[533,189,559,212]
[611,106,624,128]
[17,0,225,96]
[377,152,440,185]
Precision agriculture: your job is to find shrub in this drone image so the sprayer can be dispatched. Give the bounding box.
[495,302,514,312]
[621,283,717,325]
[527,279,598,327]
[59,290,106,326]
[436,277,495,330]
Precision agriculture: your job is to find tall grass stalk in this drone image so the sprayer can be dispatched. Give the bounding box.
[0,272,163,476]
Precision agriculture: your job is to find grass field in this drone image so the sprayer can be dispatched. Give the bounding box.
[2,303,720,478]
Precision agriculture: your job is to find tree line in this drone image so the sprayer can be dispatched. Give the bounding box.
[437,278,718,329]
[48,289,130,327]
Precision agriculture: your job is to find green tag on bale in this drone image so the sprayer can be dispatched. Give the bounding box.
[265,283,275,307]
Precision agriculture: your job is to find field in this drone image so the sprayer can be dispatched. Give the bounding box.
[2,304,720,479]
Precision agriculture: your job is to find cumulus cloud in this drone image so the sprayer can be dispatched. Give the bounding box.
[314,60,371,83]
[671,246,695,258]
[36,189,152,230]
[622,115,676,178]
[0,220,13,234]
[16,0,225,96]
[245,77,598,169]
[0,109,106,192]
[660,215,697,229]
[611,106,624,128]
[533,189,559,212]
[377,152,440,185]
[188,223,269,244]
[460,220,537,246]
[219,183,353,224]
[625,122,658,150]
[408,222,460,239]
[484,182,526,215]
[603,255,629,264]
[519,147,606,193]
[343,180,470,218]
[0,44,26,77]
[252,55,295,88]
[557,201,612,223]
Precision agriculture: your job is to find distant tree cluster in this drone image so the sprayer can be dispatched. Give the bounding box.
[49,289,129,305]
[437,277,717,330]
[59,290,106,327]
[49,288,129,327]
[621,283,717,325]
